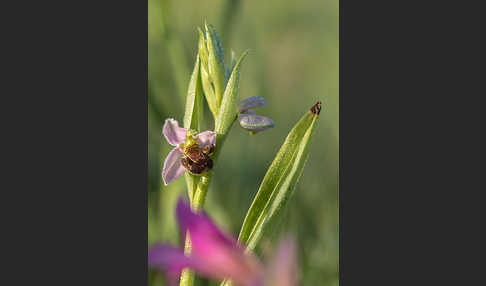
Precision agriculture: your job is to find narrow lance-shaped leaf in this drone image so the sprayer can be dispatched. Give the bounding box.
[219,102,321,286]
[182,54,204,200]
[215,50,249,137]
[238,102,322,251]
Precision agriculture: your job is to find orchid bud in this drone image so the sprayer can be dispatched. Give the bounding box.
[238,113,275,134]
[198,27,218,117]
[205,23,225,109]
[237,96,274,134]
[238,96,268,113]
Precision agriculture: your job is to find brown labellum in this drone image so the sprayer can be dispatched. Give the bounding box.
[181,156,213,175]
[181,143,215,175]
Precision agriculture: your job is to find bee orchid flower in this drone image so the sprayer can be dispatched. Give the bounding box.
[162,119,216,185]
[238,96,275,134]
[148,199,298,286]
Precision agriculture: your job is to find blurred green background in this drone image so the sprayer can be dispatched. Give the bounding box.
[148,0,338,285]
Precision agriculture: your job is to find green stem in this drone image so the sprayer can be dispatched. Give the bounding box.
[179,123,234,286]
[179,233,194,286]
[179,231,195,286]
[179,174,212,286]
[191,174,211,210]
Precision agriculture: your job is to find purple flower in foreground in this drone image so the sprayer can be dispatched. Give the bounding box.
[264,238,298,286]
[148,199,298,286]
[161,119,216,185]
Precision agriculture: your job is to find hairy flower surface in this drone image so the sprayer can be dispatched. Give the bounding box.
[162,119,216,185]
[148,199,298,286]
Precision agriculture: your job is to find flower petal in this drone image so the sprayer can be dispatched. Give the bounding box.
[149,244,215,286]
[238,96,268,113]
[238,113,275,133]
[176,199,263,285]
[163,118,188,146]
[264,238,298,286]
[148,244,193,275]
[176,199,236,251]
[197,131,217,149]
[162,148,185,185]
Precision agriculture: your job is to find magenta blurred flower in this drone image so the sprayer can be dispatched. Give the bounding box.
[263,238,298,286]
[161,119,216,185]
[148,199,298,286]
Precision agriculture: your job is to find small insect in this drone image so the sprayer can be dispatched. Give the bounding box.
[180,143,215,175]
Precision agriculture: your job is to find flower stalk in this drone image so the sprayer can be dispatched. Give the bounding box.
[159,23,268,286]
[179,24,245,286]
[153,22,321,286]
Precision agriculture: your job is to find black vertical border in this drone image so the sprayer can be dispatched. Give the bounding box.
[338,1,478,285]
[5,0,150,284]
[340,0,406,285]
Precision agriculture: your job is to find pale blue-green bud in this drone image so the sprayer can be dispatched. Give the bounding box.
[238,113,275,134]
[238,96,268,113]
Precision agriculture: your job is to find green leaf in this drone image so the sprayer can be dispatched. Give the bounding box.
[182,54,204,200]
[205,23,225,108]
[220,102,321,286]
[214,50,249,136]
[237,102,321,251]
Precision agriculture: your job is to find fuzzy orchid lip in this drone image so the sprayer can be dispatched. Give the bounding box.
[161,119,216,185]
[148,199,298,286]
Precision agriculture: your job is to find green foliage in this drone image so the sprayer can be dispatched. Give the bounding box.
[238,103,320,251]
[180,26,248,286]
[197,28,218,117]
[220,104,319,286]
[197,24,227,119]
[214,50,249,137]
[205,24,226,106]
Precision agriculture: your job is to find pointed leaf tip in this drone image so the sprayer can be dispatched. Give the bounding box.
[310,101,322,115]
